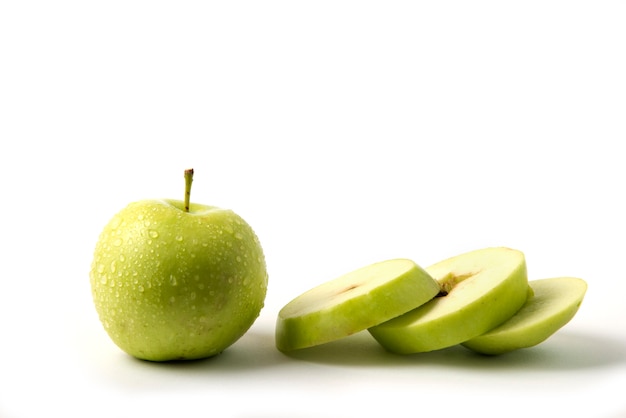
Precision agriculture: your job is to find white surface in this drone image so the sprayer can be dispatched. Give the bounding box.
[2,1,626,417]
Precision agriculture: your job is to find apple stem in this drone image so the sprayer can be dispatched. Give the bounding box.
[184,168,194,212]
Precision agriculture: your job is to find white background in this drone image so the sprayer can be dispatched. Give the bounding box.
[1,1,625,417]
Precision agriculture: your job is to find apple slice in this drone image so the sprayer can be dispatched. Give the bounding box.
[368,247,529,354]
[275,259,441,352]
[461,277,588,355]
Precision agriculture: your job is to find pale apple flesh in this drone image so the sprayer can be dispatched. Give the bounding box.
[462,277,587,355]
[275,259,441,352]
[90,199,268,361]
[368,247,529,354]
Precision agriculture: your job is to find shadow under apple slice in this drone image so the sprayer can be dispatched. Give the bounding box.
[280,330,414,366]
[452,330,626,372]
[282,329,626,371]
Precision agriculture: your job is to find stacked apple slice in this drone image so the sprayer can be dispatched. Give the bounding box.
[275,259,441,352]
[275,247,587,355]
[460,276,587,355]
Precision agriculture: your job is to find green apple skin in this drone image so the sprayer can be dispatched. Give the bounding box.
[276,259,441,352]
[90,199,268,361]
[462,277,587,355]
[368,247,529,354]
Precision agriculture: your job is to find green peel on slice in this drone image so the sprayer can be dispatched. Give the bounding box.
[275,259,441,352]
[369,247,530,354]
[462,277,588,355]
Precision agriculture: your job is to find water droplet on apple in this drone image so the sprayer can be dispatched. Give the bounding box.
[149,230,159,238]
[242,278,250,286]
[190,292,196,300]
[234,232,243,240]
[170,296,176,304]
[119,254,126,262]
[110,261,117,273]
[110,217,121,229]
[97,264,105,274]
[175,235,183,242]
[236,256,242,262]
[169,275,178,286]
[113,238,123,247]
[138,285,144,292]
[99,276,108,285]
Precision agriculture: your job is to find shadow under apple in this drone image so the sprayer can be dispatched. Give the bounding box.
[129,328,287,372]
[94,326,626,394]
[97,327,289,392]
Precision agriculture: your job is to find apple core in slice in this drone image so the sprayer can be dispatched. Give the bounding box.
[368,247,529,354]
[461,277,588,355]
[275,259,441,352]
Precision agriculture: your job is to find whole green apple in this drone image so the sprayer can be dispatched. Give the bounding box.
[89,169,268,361]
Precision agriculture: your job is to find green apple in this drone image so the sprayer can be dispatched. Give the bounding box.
[462,277,588,355]
[368,247,529,354]
[89,169,268,361]
[275,259,441,352]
